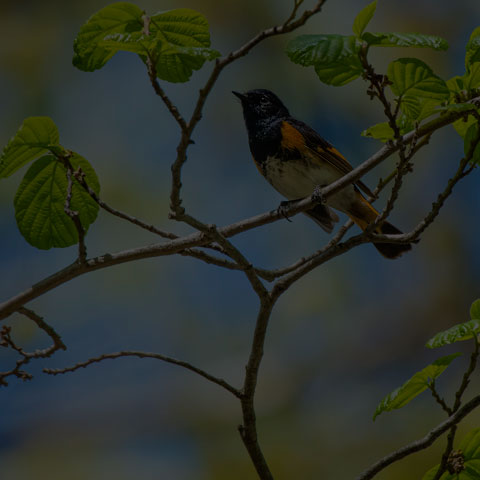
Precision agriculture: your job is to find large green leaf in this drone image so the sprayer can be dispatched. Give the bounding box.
[14,154,100,249]
[388,58,449,99]
[286,34,363,86]
[364,32,448,51]
[73,4,218,82]
[388,58,449,119]
[352,0,377,37]
[373,353,461,420]
[0,117,59,178]
[73,2,144,71]
[423,428,480,480]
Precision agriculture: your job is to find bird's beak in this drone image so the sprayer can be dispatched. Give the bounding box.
[232,91,246,102]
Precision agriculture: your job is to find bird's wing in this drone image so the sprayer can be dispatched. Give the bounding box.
[284,118,374,198]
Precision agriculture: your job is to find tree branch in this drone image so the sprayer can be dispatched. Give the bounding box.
[0,307,66,386]
[43,349,241,398]
[355,394,480,480]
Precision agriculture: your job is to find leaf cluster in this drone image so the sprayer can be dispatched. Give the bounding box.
[286,0,480,163]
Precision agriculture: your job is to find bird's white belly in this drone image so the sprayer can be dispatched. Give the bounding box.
[263,155,356,213]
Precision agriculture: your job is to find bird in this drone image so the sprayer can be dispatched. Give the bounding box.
[232,88,412,259]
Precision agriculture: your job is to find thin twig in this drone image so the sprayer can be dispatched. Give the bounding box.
[43,350,241,398]
[0,307,66,386]
[428,380,452,415]
[62,163,87,263]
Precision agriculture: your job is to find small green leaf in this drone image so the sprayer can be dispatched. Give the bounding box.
[464,62,480,91]
[466,27,480,68]
[464,123,480,165]
[388,58,449,119]
[447,75,464,95]
[286,34,363,86]
[426,320,480,349]
[423,428,480,480]
[73,2,144,71]
[363,32,449,51]
[352,0,377,37]
[14,154,100,249]
[453,116,477,138]
[361,122,395,142]
[470,299,480,320]
[0,117,59,178]
[373,353,461,420]
[388,58,449,100]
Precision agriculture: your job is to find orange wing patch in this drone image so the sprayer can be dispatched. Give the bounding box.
[326,145,348,163]
[280,121,306,150]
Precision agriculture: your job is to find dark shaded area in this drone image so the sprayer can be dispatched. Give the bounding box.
[1,1,480,479]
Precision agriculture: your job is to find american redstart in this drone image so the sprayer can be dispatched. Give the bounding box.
[233,89,411,259]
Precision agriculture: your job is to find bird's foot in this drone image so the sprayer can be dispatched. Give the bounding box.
[276,199,301,222]
[312,185,326,204]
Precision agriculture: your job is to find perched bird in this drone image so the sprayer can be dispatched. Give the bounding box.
[233,88,411,259]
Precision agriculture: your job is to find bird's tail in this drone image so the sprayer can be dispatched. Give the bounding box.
[347,195,412,260]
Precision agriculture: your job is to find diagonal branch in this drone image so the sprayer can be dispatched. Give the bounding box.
[355,394,480,480]
[1,97,478,323]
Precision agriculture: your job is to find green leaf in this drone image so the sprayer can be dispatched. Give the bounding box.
[388,58,449,119]
[453,116,477,138]
[99,31,159,55]
[73,4,218,83]
[470,299,480,320]
[14,154,100,249]
[466,27,480,68]
[153,45,220,83]
[464,123,480,165]
[426,320,480,349]
[388,58,449,100]
[401,97,439,121]
[361,122,395,142]
[286,34,363,86]
[373,353,461,420]
[148,8,218,83]
[447,75,464,95]
[0,117,59,178]
[73,2,144,71]
[423,428,480,480]
[363,32,449,51]
[314,57,363,86]
[464,62,480,90]
[352,0,377,37]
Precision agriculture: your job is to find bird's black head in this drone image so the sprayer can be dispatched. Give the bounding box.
[232,89,290,125]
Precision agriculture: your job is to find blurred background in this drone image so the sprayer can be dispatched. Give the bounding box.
[1,0,480,479]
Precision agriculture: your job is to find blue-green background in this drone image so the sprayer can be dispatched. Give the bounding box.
[1,1,480,479]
